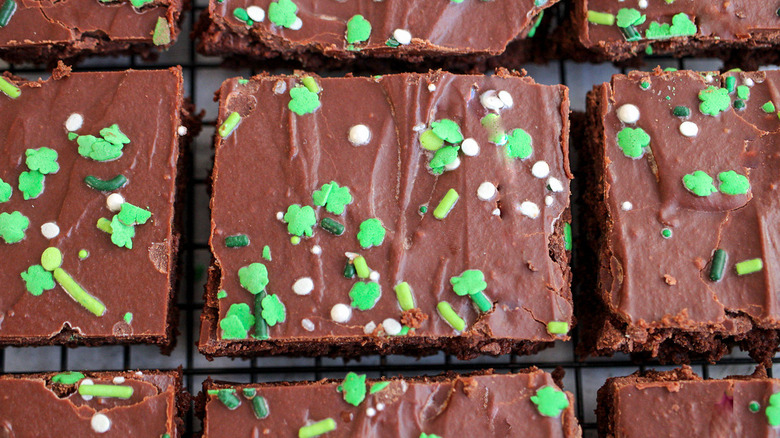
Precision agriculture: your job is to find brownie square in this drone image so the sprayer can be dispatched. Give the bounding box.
[0,66,194,350]
[201,70,573,359]
[0,369,186,436]
[597,366,779,437]
[199,368,581,437]
[582,68,780,363]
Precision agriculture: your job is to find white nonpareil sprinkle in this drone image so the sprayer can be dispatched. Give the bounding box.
[460,138,479,156]
[91,414,111,433]
[364,321,376,334]
[366,408,377,417]
[491,208,500,216]
[106,193,125,212]
[519,201,540,219]
[80,379,94,400]
[376,403,385,411]
[498,90,514,108]
[621,201,633,211]
[301,318,315,332]
[273,80,287,94]
[276,211,284,221]
[177,126,188,136]
[545,195,553,206]
[547,177,564,193]
[531,161,550,179]
[383,318,402,336]
[112,377,125,384]
[331,303,351,323]
[679,121,699,137]
[427,83,436,92]
[444,156,460,171]
[293,277,314,295]
[616,104,640,124]
[311,245,322,255]
[41,222,60,239]
[745,78,755,87]
[412,123,426,132]
[477,182,497,201]
[479,90,504,111]
[705,74,714,83]
[289,17,302,30]
[246,6,265,22]
[348,124,371,146]
[369,271,380,281]
[638,0,648,8]
[65,113,84,132]
[393,29,412,45]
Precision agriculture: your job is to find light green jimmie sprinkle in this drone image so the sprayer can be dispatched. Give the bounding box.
[469,291,492,312]
[437,301,465,331]
[587,10,615,26]
[353,255,370,279]
[96,217,113,234]
[51,371,85,385]
[547,321,569,335]
[370,381,390,394]
[433,189,459,220]
[218,112,241,138]
[735,258,763,275]
[302,76,320,94]
[0,76,20,99]
[299,418,337,438]
[78,384,134,399]
[393,282,415,311]
[41,247,63,272]
[53,268,106,317]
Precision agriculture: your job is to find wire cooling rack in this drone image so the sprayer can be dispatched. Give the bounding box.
[1,3,779,437]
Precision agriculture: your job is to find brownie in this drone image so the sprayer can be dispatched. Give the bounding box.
[597,366,780,437]
[582,67,780,364]
[194,0,559,70]
[0,64,196,351]
[200,70,573,359]
[0,369,186,436]
[199,368,581,437]
[0,0,186,65]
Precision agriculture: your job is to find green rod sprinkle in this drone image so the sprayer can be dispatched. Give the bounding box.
[353,256,370,279]
[469,291,492,312]
[393,282,415,311]
[587,10,615,25]
[207,389,219,395]
[84,175,128,192]
[0,0,17,28]
[735,258,763,276]
[218,112,241,138]
[709,249,727,282]
[437,301,465,331]
[253,290,269,340]
[0,76,20,99]
[563,222,572,251]
[673,106,691,117]
[547,321,569,335]
[343,261,356,278]
[298,418,337,438]
[302,76,321,94]
[78,384,134,399]
[433,188,459,220]
[53,268,106,317]
[96,217,113,234]
[320,217,345,235]
[250,395,269,419]
[225,234,250,248]
[217,389,241,410]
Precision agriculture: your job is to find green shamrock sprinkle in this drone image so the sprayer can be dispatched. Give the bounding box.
[346,15,371,44]
[505,128,533,159]
[718,170,750,195]
[616,8,646,28]
[357,218,385,248]
[0,211,29,244]
[420,434,442,438]
[25,147,59,175]
[260,294,286,326]
[288,86,320,115]
[18,170,44,200]
[683,170,717,197]
[698,86,731,116]
[268,0,298,28]
[129,0,153,7]
[645,21,671,39]
[669,12,697,36]
[349,281,381,310]
[283,204,316,237]
[217,290,228,299]
[312,181,352,215]
[76,136,123,162]
[51,372,86,385]
[431,119,463,144]
[531,386,570,417]
[429,145,459,174]
[238,262,269,294]
[337,372,367,407]
[117,203,152,226]
[616,127,650,159]
[766,393,780,426]
[220,303,255,340]
[100,124,130,146]
[0,177,12,203]
[370,381,390,394]
[21,264,55,296]
[450,269,487,296]
[737,85,750,100]
[110,216,136,249]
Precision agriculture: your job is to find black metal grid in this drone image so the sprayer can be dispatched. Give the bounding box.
[0,3,778,437]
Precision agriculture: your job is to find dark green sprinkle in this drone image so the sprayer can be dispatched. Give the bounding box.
[242,387,257,398]
[385,37,400,47]
[0,0,17,27]
[253,291,269,340]
[709,249,727,282]
[564,223,572,251]
[51,371,85,385]
[217,389,241,410]
[225,234,250,248]
[343,261,356,279]
[661,228,672,239]
[84,174,128,192]
[419,205,428,214]
[733,99,746,110]
[250,395,269,419]
[749,400,760,413]
[620,25,641,42]
[672,106,690,117]
[320,217,345,236]
[645,45,653,55]
[162,434,171,438]
[469,290,492,312]
[725,76,736,93]
[233,7,249,22]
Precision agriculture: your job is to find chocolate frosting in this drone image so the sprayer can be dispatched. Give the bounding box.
[0,68,184,345]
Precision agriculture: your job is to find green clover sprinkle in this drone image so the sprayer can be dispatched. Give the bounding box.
[260,293,286,326]
[100,124,130,146]
[124,312,133,324]
[217,290,227,299]
[76,135,123,162]
[129,0,153,7]
[357,218,385,248]
[450,269,487,296]
[0,177,11,203]
[283,204,316,237]
[718,171,750,195]
[431,119,463,144]
[766,392,780,426]
[669,13,697,36]
[25,147,59,175]
[268,0,298,28]
[349,281,381,310]
[117,202,152,226]
[110,216,136,249]
[505,128,533,159]
[683,170,717,197]
[616,127,650,159]
[337,372,367,407]
[420,434,442,438]
[18,170,44,200]
[0,211,29,244]
[51,372,85,385]
[737,85,750,100]
[429,146,459,174]
[220,303,255,340]
[616,8,646,28]
[312,181,352,215]
[370,381,390,394]
[698,86,731,116]
[238,262,269,294]
[346,15,371,44]
[288,86,320,115]
[21,264,55,296]
[531,386,570,417]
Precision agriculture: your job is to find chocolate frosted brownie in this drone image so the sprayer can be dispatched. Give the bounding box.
[582,68,780,363]
[0,0,186,65]
[0,369,186,436]
[200,368,581,437]
[201,70,573,359]
[597,366,780,437]
[0,65,195,350]
[195,0,558,69]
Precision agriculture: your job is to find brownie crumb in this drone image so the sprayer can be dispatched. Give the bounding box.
[401,308,429,329]
[663,275,677,286]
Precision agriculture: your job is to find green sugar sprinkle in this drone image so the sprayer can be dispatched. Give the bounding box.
[661,228,672,239]
[683,170,717,197]
[349,281,381,311]
[284,204,316,237]
[238,262,269,294]
[288,86,321,115]
[0,177,11,203]
[152,17,171,46]
[225,234,250,248]
[250,395,269,419]
[220,303,255,339]
[260,293,286,326]
[262,245,272,261]
[768,392,780,426]
[672,106,690,117]
[617,127,650,159]
[725,76,736,93]
[298,418,337,438]
[737,85,750,100]
[218,112,241,138]
[54,268,106,317]
[709,249,727,282]
[616,8,646,28]
[242,388,257,398]
[21,264,54,296]
[78,384,134,399]
[217,290,227,299]
[587,10,615,26]
[0,0,17,28]
[639,79,651,90]
[419,205,428,214]
[433,188,459,220]
[735,258,763,276]
[268,0,298,28]
[0,76,20,99]
[18,170,44,200]
[450,269,487,296]
[346,14,371,44]
[699,86,731,116]
[505,128,533,160]
[84,174,127,192]
[123,312,133,324]
[547,321,569,335]
[437,301,465,331]
[394,282,415,311]
[564,222,572,251]
[357,218,385,248]
[469,290,492,312]
[353,255,370,279]
[217,389,242,410]
[762,101,776,113]
[718,170,750,195]
[337,372,366,406]
[0,210,29,244]
[749,401,761,413]
[118,203,151,226]
[312,181,352,215]
[41,247,63,271]
[370,381,390,394]
[25,147,59,175]
[51,371,85,385]
[320,217,345,236]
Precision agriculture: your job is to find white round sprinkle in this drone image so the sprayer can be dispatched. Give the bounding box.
[289,17,302,30]
[705,74,714,83]
[112,377,125,384]
[369,270,380,281]
[547,177,564,193]
[246,6,265,22]
[412,123,426,132]
[366,407,376,417]
[135,371,143,376]
[293,277,314,296]
[480,90,504,111]
[745,78,755,87]
[383,318,402,336]
[301,318,315,332]
[460,138,479,156]
[91,413,111,433]
[531,161,550,179]
[497,90,514,108]
[106,193,125,212]
[616,104,640,124]
[331,304,352,323]
[393,29,412,45]
[621,201,633,211]
[477,182,497,201]
[276,211,284,221]
[273,80,287,94]
[364,321,376,334]
[679,121,699,137]
[348,124,371,146]
[519,201,540,219]
[311,245,322,255]
[443,156,460,171]
[427,83,436,92]
[376,403,385,411]
[638,0,648,8]
[80,379,94,400]
[545,195,554,206]
[177,126,188,136]
[65,113,83,132]
[41,222,60,239]
[491,208,501,216]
